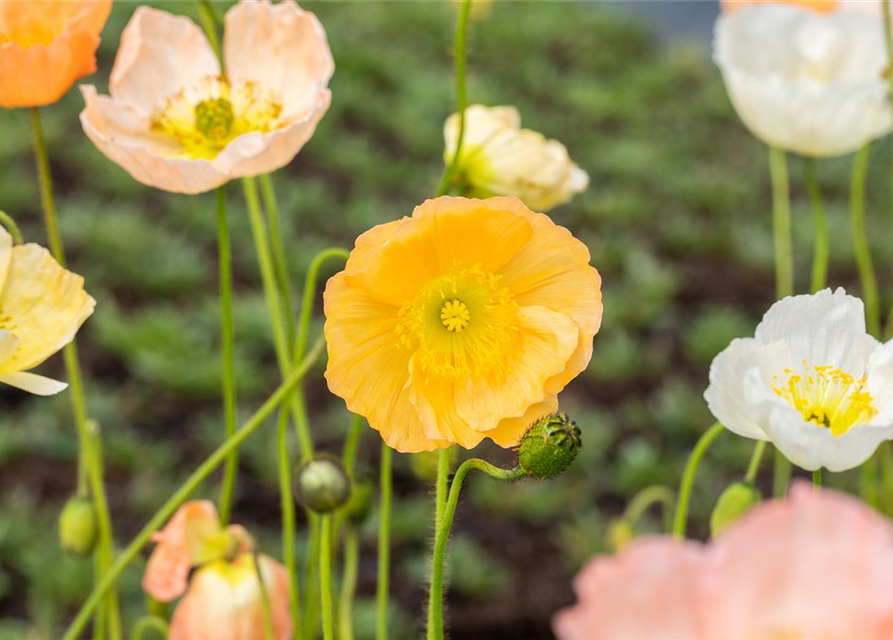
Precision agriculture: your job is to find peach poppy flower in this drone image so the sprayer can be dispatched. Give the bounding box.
[0,227,95,396]
[720,0,838,12]
[553,484,893,640]
[324,196,602,453]
[169,553,292,640]
[80,0,333,194]
[0,0,111,109]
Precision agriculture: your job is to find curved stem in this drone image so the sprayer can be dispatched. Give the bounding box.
[320,515,335,640]
[769,147,793,299]
[0,210,23,245]
[259,173,297,351]
[276,407,301,629]
[744,441,767,483]
[338,528,360,640]
[295,247,349,365]
[60,338,325,640]
[434,449,450,532]
[804,158,829,293]
[622,485,675,534]
[426,459,523,640]
[377,444,393,640]
[436,0,472,197]
[672,423,724,540]
[131,617,168,640]
[31,106,120,640]
[216,185,240,525]
[850,145,881,337]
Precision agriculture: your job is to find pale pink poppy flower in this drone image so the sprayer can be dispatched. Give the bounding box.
[554,484,893,640]
[80,0,333,194]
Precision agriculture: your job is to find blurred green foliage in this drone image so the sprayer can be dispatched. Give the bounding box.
[0,1,888,638]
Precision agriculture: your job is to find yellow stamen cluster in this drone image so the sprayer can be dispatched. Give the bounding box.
[150,77,283,160]
[773,364,877,437]
[396,265,517,378]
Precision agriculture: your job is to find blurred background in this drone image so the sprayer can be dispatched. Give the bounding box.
[0,1,889,638]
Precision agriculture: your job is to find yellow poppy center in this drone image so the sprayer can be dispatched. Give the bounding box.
[772,364,877,437]
[150,77,284,160]
[396,266,517,378]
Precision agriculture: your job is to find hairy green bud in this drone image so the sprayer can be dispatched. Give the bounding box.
[59,496,97,557]
[518,413,581,479]
[710,481,762,536]
[294,456,352,514]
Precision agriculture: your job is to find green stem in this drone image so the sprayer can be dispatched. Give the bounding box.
[197,0,222,62]
[850,144,881,337]
[744,441,767,483]
[31,106,120,640]
[769,146,794,298]
[622,485,675,534]
[131,617,168,640]
[377,444,392,640]
[0,209,23,245]
[60,338,325,640]
[773,449,792,498]
[672,423,724,540]
[304,512,322,640]
[426,460,524,640]
[276,407,301,629]
[253,553,276,640]
[296,247,350,366]
[259,173,297,350]
[804,158,829,293]
[435,449,451,531]
[216,185,240,525]
[880,442,893,516]
[320,515,335,640]
[338,528,360,640]
[436,0,472,197]
[881,0,893,339]
[813,468,822,490]
[862,452,881,509]
[342,414,365,477]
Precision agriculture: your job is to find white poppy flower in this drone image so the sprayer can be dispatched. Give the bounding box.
[705,289,893,472]
[713,4,891,158]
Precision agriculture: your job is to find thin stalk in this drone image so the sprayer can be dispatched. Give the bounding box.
[295,247,350,366]
[197,0,222,61]
[253,553,276,640]
[773,450,792,498]
[622,485,675,534]
[672,423,724,539]
[882,0,893,340]
[0,209,22,245]
[804,158,829,293]
[276,407,301,628]
[320,515,335,640]
[216,185,240,525]
[850,145,881,337]
[880,442,893,516]
[338,528,360,640]
[131,617,168,640]
[342,414,365,477]
[259,173,297,348]
[377,445,393,640]
[813,468,822,490]
[862,452,881,509]
[426,459,524,640]
[436,0,472,196]
[31,106,120,640]
[61,337,325,640]
[744,441,767,483]
[769,147,794,298]
[435,449,450,531]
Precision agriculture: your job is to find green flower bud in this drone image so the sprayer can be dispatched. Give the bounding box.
[518,413,581,479]
[607,518,634,553]
[59,496,97,557]
[410,447,459,483]
[710,481,762,537]
[294,456,351,513]
[344,480,373,525]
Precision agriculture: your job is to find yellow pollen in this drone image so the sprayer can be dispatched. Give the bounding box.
[440,299,470,333]
[772,364,877,437]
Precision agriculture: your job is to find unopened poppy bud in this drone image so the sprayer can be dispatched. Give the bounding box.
[345,480,373,525]
[410,447,459,483]
[518,413,582,479]
[294,456,351,513]
[59,496,97,557]
[608,519,634,553]
[710,481,762,537]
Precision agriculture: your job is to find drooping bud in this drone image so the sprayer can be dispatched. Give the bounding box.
[410,447,459,483]
[344,479,373,526]
[518,413,582,479]
[710,481,762,536]
[294,456,351,514]
[607,519,634,553]
[59,496,97,557]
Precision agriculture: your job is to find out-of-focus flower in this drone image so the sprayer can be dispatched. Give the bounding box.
[720,0,838,13]
[705,288,893,472]
[169,553,292,640]
[0,0,111,109]
[554,483,893,640]
[80,0,333,194]
[444,105,588,211]
[324,196,602,453]
[713,3,890,157]
[0,227,95,396]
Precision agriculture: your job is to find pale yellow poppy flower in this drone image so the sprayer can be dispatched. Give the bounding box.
[80,0,333,194]
[0,228,95,396]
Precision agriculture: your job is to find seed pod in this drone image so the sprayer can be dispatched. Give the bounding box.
[59,496,98,557]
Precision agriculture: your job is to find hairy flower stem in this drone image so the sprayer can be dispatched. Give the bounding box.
[216,185,240,525]
[338,528,360,640]
[672,423,724,539]
[377,444,393,640]
[427,460,524,640]
[435,449,451,530]
[804,158,829,293]
[31,106,121,640]
[436,0,472,196]
[61,338,325,640]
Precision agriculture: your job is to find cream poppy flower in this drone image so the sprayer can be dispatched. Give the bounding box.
[713,3,891,157]
[79,0,333,194]
[443,105,588,211]
[0,228,95,396]
[705,289,893,472]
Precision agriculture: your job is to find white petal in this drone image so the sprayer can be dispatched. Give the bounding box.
[705,337,773,440]
[0,372,68,396]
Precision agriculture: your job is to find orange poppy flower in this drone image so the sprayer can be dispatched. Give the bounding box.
[0,0,111,109]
